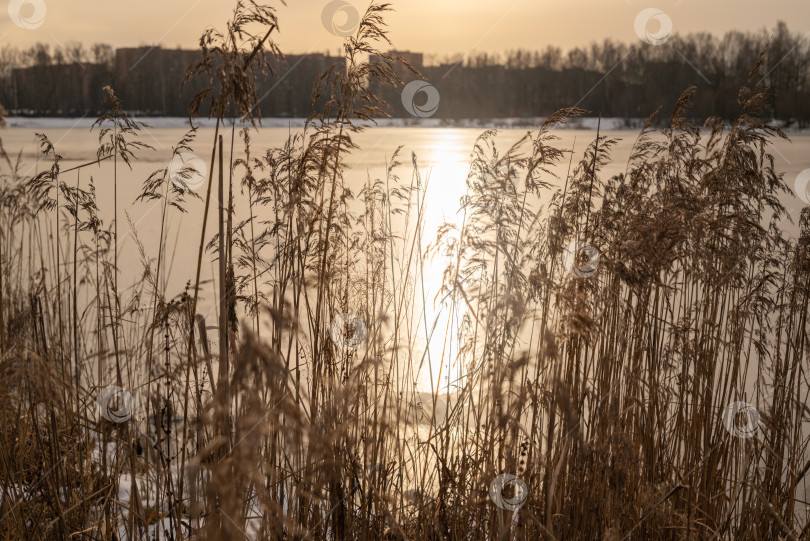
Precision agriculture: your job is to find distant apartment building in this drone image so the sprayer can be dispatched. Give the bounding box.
[260,53,347,117]
[114,47,202,115]
[369,50,424,78]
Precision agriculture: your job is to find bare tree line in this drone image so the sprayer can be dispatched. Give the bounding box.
[2,21,809,123]
[391,21,810,124]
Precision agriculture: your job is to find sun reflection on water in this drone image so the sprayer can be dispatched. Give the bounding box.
[412,133,471,394]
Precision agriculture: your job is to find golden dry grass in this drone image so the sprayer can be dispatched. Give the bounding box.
[0,3,808,540]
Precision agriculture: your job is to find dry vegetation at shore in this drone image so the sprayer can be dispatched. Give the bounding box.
[0,2,809,539]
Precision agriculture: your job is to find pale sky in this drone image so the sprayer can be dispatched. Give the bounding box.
[1,0,808,58]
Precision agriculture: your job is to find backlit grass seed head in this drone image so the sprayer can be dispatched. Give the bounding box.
[401,80,440,118]
[97,385,134,423]
[489,474,528,512]
[8,0,46,29]
[169,152,207,191]
[562,240,600,278]
[722,401,759,439]
[794,168,810,204]
[634,8,672,45]
[329,313,367,351]
[321,0,360,37]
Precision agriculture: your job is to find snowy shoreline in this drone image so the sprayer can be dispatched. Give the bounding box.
[6,116,810,133]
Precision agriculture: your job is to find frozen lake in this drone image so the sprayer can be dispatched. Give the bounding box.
[4,120,810,390]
